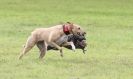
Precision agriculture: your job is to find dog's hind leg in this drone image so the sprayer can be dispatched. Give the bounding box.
[19,35,36,59]
[39,41,47,59]
[36,41,44,53]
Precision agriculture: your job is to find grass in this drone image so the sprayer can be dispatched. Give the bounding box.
[0,0,133,79]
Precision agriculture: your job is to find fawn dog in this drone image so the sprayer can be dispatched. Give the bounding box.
[19,22,85,59]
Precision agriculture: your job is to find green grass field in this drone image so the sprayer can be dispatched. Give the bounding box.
[0,0,133,79]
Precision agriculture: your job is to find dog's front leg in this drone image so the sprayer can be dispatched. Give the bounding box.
[51,42,63,57]
[63,42,76,52]
[69,42,76,51]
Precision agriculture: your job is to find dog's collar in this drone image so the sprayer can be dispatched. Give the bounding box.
[63,25,71,35]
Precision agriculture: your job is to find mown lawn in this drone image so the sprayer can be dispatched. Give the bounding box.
[0,0,133,79]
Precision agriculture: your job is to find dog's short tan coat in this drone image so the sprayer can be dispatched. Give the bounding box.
[19,22,84,59]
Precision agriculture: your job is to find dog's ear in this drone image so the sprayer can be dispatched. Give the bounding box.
[67,22,74,29]
[67,22,72,24]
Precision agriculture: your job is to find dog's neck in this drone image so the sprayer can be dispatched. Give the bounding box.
[63,25,71,35]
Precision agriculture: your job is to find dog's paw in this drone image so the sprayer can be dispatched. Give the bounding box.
[72,49,75,52]
[72,45,76,51]
[60,54,64,57]
[83,49,87,54]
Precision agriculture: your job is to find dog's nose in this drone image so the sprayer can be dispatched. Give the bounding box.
[80,32,86,36]
[83,32,86,34]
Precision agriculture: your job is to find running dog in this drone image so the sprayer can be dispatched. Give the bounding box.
[19,22,85,59]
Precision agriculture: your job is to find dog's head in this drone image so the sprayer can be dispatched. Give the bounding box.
[63,22,86,36]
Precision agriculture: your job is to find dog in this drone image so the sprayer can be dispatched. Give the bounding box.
[19,22,85,59]
[36,34,87,54]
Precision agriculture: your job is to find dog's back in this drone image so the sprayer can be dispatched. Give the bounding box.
[31,25,64,42]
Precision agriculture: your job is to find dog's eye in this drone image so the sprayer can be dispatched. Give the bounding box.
[78,27,80,30]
